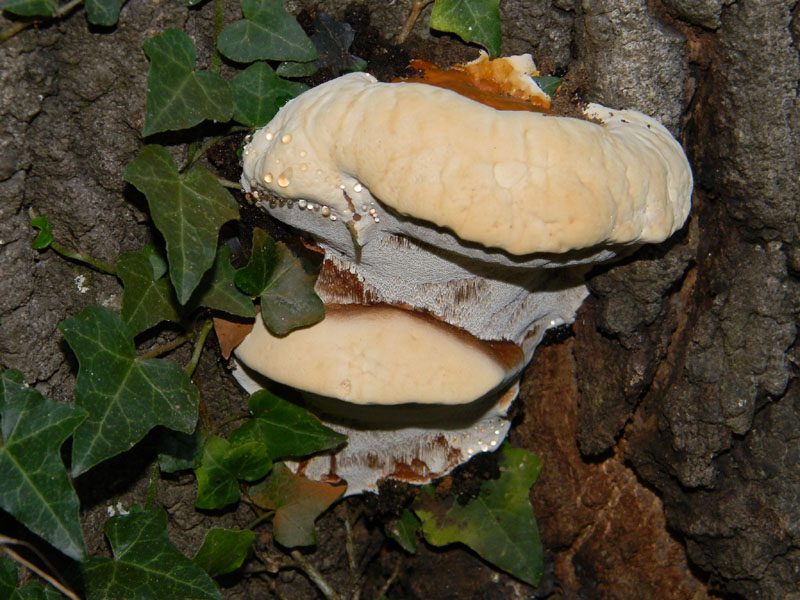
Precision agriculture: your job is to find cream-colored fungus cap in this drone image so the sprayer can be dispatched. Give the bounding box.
[234,304,523,406]
[242,67,692,256]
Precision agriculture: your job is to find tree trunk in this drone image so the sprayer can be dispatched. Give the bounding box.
[1,0,797,598]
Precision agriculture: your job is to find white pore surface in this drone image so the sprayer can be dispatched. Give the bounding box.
[232,361,515,495]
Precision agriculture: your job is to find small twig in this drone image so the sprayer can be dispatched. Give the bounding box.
[185,319,213,377]
[374,557,403,600]
[137,334,190,360]
[397,0,434,44]
[344,516,358,575]
[0,0,84,42]
[0,535,82,600]
[290,550,343,600]
[264,576,292,600]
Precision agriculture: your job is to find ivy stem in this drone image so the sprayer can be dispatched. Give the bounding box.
[218,412,252,428]
[245,510,275,531]
[185,319,213,377]
[217,176,242,190]
[137,334,190,360]
[397,0,434,44]
[28,208,116,275]
[290,550,343,600]
[183,135,224,172]
[212,0,225,74]
[49,240,117,275]
[0,0,84,42]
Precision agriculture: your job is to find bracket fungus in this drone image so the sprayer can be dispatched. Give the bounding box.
[234,54,693,495]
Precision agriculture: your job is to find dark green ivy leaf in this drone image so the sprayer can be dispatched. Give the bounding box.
[0,557,13,599]
[234,228,324,334]
[78,507,221,600]
[142,29,232,136]
[187,244,254,318]
[277,12,366,79]
[119,243,253,336]
[193,528,255,577]
[0,370,88,560]
[217,0,317,64]
[85,0,124,26]
[259,242,324,335]
[228,390,346,461]
[140,243,168,278]
[385,508,421,554]
[234,227,277,297]
[430,0,502,58]
[60,307,200,476]
[230,62,308,128]
[194,435,271,510]
[533,75,562,97]
[123,145,239,304]
[117,249,183,336]
[0,557,62,600]
[414,444,543,586]
[158,428,206,473]
[0,0,56,18]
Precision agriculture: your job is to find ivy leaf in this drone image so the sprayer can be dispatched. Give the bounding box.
[193,528,256,577]
[230,63,308,128]
[117,249,183,336]
[187,244,254,318]
[385,509,421,554]
[233,229,324,334]
[0,0,56,18]
[142,29,232,136]
[194,435,271,510]
[259,242,324,335]
[414,444,543,586]
[277,12,366,79]
[0,557,62,600]
[85,0,124,26]
[532,75,562,97]
[123,145,239,304]
[250,463,345,547]
[234,227,276,296]
[60,307,200,476]
[142,243,168,279]
[78,507,221,600]
[228,390,346,461]
[0,558,13,598]
[217,0,317,64]
[430,0,502,58]
[158,428,205,473]
[29,216,53,250]
[0,370,88,560]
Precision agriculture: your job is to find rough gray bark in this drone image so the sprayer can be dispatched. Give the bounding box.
[1,0,798,598]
